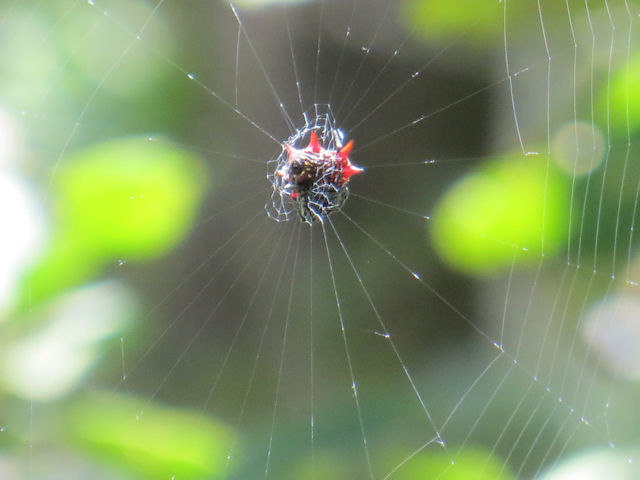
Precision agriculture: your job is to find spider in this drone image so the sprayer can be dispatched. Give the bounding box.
[267,106,363,225]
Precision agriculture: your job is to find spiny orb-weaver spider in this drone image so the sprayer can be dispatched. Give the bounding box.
[266,105,363,225]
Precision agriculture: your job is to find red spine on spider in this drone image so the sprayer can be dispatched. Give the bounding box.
[275,131,363,224]
[266,105,362,224]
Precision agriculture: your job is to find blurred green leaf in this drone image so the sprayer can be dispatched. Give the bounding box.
[601,54,640,137]
[20,236,101,311]
[66,392,236,480]
[402,0,509,45]
[56,137,206,259]
[430,156,568,275]
[19,136,207,309]
[390,448,514,480]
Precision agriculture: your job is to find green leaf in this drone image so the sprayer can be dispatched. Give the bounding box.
[18,136,207,308]
[390,448,514,480]
[66,392,236,480]
[430,156,568,275]
[402,0,510,45]
[55,136,207,259]
[600,54,640,137]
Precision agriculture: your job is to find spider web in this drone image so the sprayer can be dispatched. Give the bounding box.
[3,0,640,479]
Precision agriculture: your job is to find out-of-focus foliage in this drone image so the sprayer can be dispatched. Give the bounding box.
[0,1,220,478]
[17,137,207,309]
[0,0,639,478]
[604,54,640,137]
[1,281,136,401]
[55,137,206,259]
[430,157,568,275]
[65,392,236,479]
[389,448,514,480]
[402,0,517,45]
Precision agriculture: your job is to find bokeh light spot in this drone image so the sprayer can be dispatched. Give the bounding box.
[539,449,638,480]
[552,122,605,175]
[583,294,640,381]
